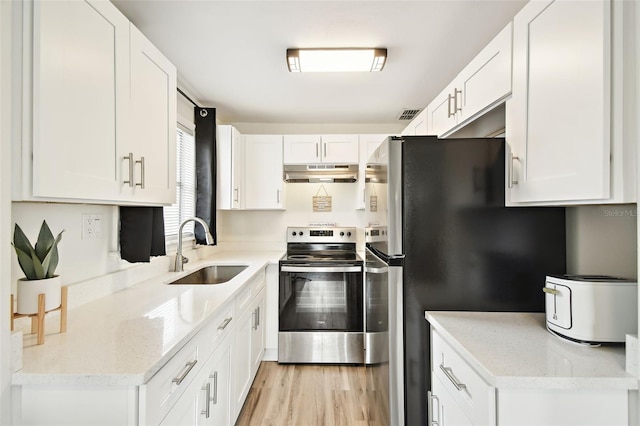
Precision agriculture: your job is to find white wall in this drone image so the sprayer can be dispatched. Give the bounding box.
[567,205,637,279]
[217,182,367,249]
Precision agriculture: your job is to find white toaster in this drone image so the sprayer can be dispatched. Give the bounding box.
[544,275,637,343]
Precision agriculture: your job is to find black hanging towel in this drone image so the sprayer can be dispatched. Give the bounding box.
[119,207,166,263]
[194,107,217,245]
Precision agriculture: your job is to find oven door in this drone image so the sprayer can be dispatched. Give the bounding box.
[279,265,363,332]
[278,264,364,364]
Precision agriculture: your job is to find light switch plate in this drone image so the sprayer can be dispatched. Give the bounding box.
[82,214,103,240]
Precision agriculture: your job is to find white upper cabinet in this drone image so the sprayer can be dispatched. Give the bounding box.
[217,125,244,210]
[357,134,388,209]
[506,0,635,205]
[401,109,428,136]
[14,0,177,205]
[427,23,512,137]
[283,134,358,164]
[30,0,129,202]
[320,134,359,163]
[127,24,177,204]
[283,135,322,164]
[244,135,284,210]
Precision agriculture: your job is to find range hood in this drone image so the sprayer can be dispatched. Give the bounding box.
[283,164,359,183]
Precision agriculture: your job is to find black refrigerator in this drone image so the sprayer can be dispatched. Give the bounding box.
[364,136,566,426]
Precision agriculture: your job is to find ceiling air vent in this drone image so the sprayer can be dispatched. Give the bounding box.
[397,109,421,121]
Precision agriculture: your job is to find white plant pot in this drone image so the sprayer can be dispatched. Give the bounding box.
[16,276,62,315]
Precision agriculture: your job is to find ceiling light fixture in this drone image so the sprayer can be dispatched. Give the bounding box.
[286,48,387,73]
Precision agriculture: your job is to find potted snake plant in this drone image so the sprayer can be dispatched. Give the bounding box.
[12,221,64,314]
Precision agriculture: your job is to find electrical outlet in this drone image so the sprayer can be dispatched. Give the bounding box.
[82,214,103,240]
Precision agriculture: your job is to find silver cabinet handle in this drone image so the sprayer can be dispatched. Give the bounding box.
[277,189,280,204]
[233,188,239,203]
[172,359,198,385]
[363,189,366,203]
[252,306,260,330]
[218,317,232,331]
[200,382,211,418]
[454,88,462,113]
[427,391,440,426]
[211,371,218,405]
[135,156,145,189]
[508,153,520,188]
[543,287,560,295]
[447,93,454,118]
[439,364,466,391]
[315,143,319,158]
[123,153,134,187]
[324,143,327,158]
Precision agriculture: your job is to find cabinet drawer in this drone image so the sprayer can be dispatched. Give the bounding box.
[199,302,235,357]
[143,335,202,425]
[235,269,266,313]
[432,330,494,424]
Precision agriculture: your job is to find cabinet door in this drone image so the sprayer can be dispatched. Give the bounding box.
[507,0,611,203]
[250,291,266,377]
[283,135,321,164]
[128,24,177,204]
[217,125,244,209]
[205,338,232,426]
[32,0,129,200]
[231,306,253,421]
[458,23,512,124]
[357,134,387,209]
[244,135,284,209]
[410,109,428,135]
[427,87,457,137]
[321,134,359,163]
[159,375,203,426]
[431,376,474,426]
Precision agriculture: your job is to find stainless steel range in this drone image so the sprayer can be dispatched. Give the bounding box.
[278,226,364,364]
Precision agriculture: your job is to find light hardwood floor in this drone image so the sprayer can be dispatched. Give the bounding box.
[235,362,388,426]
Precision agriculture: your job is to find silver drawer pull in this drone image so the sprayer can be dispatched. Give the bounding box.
[218,317,232,331]
[439,364,466,391]
[123,153,134,187]
[135,156,145,189]
[201,382,211,418]
[172,359,197,385]
[542,287,560,295]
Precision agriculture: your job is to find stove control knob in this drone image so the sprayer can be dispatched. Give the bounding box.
[299,231,304,236]
[340,232,345,237]
[292,231,297,236]
[347,232,352,237]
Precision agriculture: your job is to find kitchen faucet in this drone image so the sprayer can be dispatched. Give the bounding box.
[174,217,215,272]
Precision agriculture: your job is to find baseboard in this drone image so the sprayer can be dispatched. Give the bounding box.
[263,348,278,361]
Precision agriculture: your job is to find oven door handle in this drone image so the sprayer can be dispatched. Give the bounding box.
[280,265,362,273]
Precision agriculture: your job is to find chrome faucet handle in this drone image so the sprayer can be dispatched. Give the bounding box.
[182,256,189,264]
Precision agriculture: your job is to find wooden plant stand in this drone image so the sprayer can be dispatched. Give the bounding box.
[10,286,68,345]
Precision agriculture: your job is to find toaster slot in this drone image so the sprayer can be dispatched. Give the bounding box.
[543,282,572,329]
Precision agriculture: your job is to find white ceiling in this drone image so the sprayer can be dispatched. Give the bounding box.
[112,0,528,131]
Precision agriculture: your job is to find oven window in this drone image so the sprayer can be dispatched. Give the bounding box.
[279,271,363,332]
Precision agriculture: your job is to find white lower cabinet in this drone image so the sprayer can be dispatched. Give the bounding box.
[232,286,266,422]
[14,268,267,426]
[430,375,472,426]
[431,329,629,426]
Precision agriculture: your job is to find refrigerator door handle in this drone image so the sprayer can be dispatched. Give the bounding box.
[365,244,405,266]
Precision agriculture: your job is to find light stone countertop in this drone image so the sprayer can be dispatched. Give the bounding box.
[425,311,638,390]
[13,250,283,387]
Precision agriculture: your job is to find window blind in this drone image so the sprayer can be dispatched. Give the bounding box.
[164,127,196,241]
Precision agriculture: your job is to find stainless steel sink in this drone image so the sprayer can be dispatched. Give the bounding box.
[168,265,248,285]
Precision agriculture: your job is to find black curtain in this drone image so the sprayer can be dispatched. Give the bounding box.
[119,206,166,262]
[194,107,217,244]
